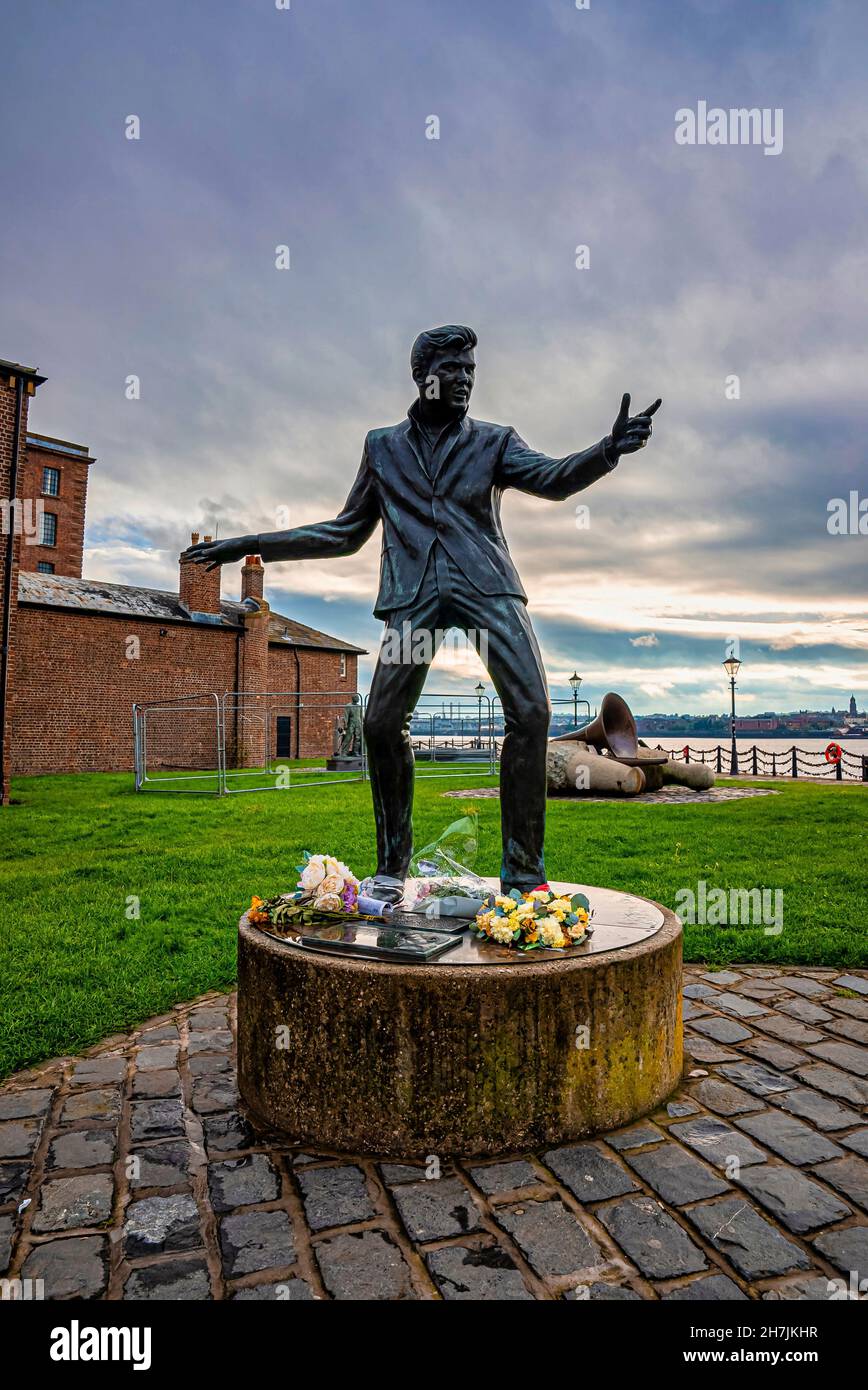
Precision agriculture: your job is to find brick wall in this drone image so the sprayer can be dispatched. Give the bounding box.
[179,533,221,614]
[9,604,359,775]
[236,604,271,767]
[1,373,34,802]
[19,439,91,578]
[10,610,237,775]
[266,646,358,758]
[4,368,362,784]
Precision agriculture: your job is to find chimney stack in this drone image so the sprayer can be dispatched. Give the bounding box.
[179,531,221,614]
[241,554,264,604]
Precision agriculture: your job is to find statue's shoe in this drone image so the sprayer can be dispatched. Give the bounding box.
[359,875,406,907]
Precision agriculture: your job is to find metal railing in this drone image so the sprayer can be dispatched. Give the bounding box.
[403,692,496,778]
[653,743,868,783]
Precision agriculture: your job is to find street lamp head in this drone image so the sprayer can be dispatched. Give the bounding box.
[723,656,742,679]
[474,682,485,697]
[569,671,582,691]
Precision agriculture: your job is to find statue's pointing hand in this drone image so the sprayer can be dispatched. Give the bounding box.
[610,393,662,456]
[183,537,247,571]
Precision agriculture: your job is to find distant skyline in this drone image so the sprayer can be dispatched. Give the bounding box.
[2,0,866,713]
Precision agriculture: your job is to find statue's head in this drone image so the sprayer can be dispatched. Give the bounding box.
[410,325,477,415]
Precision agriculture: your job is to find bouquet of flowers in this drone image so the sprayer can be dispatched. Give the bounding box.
[474,886,593,953]
[296,852,359,912]
[249,851,361,929]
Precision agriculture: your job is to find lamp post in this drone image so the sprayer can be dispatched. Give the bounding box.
[723,656,741,775]
[569,671,582,729]
[475,681,485,749]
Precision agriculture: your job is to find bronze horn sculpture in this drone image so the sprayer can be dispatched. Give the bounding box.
[552,691,668,766]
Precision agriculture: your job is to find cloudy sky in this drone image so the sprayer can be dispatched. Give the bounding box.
[3,0,866,714]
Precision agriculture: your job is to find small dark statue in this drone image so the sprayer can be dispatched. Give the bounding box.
[186,327,661,900]
[338,692,363,757]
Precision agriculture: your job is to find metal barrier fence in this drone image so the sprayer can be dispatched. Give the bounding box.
[653,743,868,783]
[133,691,368,795]
[407,692,496,778]
[133,688,497,794]
[220,690,369,794]
[134,694,868,794]
[133,693,223,795]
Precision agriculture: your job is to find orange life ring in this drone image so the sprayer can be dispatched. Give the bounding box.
[825,742,843,764]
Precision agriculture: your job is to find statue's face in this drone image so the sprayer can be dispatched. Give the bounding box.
[417,346,476,413]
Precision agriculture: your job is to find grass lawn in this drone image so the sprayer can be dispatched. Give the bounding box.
[1,769,866,1077]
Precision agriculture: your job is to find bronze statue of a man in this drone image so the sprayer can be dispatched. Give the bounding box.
[339,693,363,757]
[186,326,661,901]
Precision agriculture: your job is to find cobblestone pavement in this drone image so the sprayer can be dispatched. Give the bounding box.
[2,966,867,1301]
[443,787,781,805]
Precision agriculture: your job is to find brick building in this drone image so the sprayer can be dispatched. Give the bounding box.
[1,360,46,802]
[18,431,93,577]
[1,359,365,792]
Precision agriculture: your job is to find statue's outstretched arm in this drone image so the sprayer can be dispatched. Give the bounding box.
[183,448,379,570]
[496,396,661,502]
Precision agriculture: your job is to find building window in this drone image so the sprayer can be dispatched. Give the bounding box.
[40,511,57,546]
[340,654,347,679]
[42,466,61,497]
[37,561,55,574]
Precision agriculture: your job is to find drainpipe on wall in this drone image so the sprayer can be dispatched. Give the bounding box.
[292,646,302,759]
[234,620,242,772]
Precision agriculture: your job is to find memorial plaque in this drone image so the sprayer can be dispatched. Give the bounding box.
[299,922,460,963]
[390,907,474,937]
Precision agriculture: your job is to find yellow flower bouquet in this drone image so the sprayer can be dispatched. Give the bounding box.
[474,886,593,952]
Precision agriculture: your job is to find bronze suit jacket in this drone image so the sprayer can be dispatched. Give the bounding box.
[256,413,616,619]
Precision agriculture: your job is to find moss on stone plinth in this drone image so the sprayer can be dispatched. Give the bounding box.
[237,900,682,1157]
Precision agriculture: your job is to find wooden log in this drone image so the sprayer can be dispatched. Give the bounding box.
[638,761,666,793]
[661,758,715,790]
[547,742,646,796]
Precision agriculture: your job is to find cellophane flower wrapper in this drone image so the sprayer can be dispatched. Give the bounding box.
[406,812,491,915]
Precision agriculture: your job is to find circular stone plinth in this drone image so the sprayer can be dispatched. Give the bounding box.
[237,881,682,1157]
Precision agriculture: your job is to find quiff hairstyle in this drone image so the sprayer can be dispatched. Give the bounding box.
[410,324,478,382]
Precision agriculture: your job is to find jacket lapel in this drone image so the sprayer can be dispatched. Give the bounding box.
[431,415,470,483]
[400,420,429,486]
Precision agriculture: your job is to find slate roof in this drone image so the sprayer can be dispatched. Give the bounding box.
[225,601,367,654]
[26,432,94,461]
[0,357,46,384]
[17,571,366,654]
